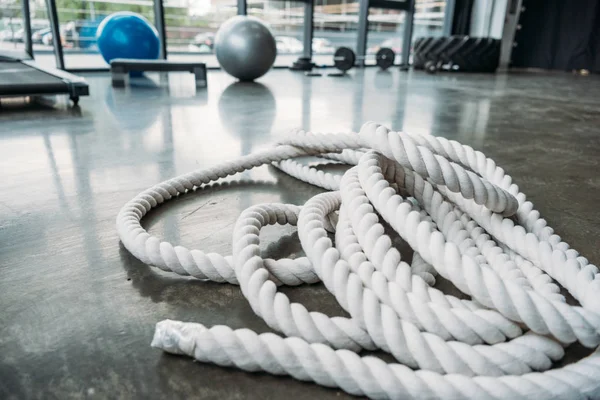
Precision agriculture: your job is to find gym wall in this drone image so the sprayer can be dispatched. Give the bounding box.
[511,0,600,72]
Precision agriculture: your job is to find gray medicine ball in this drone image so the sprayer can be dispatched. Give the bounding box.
[215,16,277,81]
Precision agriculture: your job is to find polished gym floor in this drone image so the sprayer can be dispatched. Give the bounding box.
[1,68,599,399]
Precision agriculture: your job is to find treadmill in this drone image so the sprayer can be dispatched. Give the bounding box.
[0,0,89,106]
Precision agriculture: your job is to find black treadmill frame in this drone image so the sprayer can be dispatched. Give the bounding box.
[0,60,89,97]
[0,0,89,105]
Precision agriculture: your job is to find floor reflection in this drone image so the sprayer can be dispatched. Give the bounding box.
[218,81,276,155]
[0,68,503,261]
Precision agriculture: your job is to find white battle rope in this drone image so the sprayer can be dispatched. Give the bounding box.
[117,122,600,399]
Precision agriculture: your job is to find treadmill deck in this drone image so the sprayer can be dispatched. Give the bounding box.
[0,59,89,99]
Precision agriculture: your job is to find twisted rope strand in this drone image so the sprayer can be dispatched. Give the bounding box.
[336,172,527,344]
[374,153,563,301]
[356,152,600,347]
[152,320,600,400]
[117,122,600,399]
[297,192,562,375]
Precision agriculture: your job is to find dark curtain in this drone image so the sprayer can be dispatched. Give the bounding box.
[452,0,474,35]
[511,0,600,72]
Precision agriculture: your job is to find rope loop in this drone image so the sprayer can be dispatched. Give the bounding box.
[117,122,600,399]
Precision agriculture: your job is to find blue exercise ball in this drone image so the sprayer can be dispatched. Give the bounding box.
[96,12,160,73]
[215,16,276,81]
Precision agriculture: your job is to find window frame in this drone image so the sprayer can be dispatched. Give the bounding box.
[38,0,453,72]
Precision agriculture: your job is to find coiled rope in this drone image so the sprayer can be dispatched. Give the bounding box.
[117,122,600,399]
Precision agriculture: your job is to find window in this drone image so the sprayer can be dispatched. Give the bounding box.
[366,8,404,65]
[413,0,446,38]
[0,0,57,68]
[365,0,446,65]
[164,0,236,67]
[6,0,447,71]
[29,0,56,68]
[248,0,304,67]
[313,0,359,66]
[0,1,27,55]
[53,0,156,69]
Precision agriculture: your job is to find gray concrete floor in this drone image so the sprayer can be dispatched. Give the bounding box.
[1,68,599,399]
